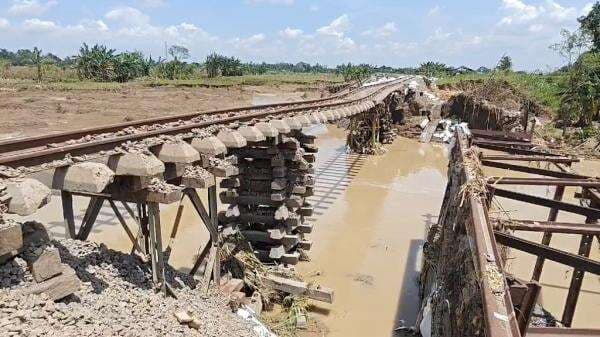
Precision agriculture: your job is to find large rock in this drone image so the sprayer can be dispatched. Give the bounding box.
[108,153,165,176]
[191,136,227,156]
[5,179,51,216]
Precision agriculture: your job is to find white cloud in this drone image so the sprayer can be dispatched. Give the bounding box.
[8,0,57,16]
[317,14,350,38]
[22,18,57,32]
[582,2,595,15]
[498,0,580,26]
[428,5,441,16]
[309,5,319,12]
[279,27,303,39]
[245,0,294,5]
[105,7,150,26]
[0,18,9,29]
[138,0,167,8]
[363,22,397,38]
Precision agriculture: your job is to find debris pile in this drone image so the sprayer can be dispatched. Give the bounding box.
[347,102,398,154]
[0,233,255,337]
[441,79,542,132]
[219,127,316,265]
[1,221,81,301]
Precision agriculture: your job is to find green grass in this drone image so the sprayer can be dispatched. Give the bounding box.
[141,73,343,87]
[438,72,566,114]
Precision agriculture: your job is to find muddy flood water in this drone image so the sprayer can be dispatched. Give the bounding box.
[9,124,600,336]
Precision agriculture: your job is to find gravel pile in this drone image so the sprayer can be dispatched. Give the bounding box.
[0,238,256,337]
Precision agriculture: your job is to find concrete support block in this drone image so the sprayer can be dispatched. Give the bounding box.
[26,246,63,283]
[325,111,336,122]
[254,122,279,138]
[313,112,327,123]
[237,126,266,143]
[269,119,291,134]
[108,153,165,177]
[154,141,200,164]
[295,115,312,127]
[5,179,51,216]
[19,265,81,301]
[217,129,247,148]
[283,117,303,131]
[191,136,227,156]
[0,222,23,258]
[55,162,115,193]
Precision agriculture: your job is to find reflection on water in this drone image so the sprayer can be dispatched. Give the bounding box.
[298,125,449,337]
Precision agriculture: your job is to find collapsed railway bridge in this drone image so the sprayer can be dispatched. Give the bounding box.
[1,75,599,337]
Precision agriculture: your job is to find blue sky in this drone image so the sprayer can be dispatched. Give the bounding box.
[0,0,595,70]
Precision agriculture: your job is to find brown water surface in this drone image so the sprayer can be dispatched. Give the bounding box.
[297,125,448,337]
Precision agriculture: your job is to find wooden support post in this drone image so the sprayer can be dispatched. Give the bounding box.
[147,202,166,294]
[164,197,185,263]
[562,197,598,327]
[186,187,221,287]
[60,191,76,239]
[208,185,220,285]
[76,196,104,241]
[108,199,145,256]
[532,185,565,281]
[189,241,211,276]
[518,282,541,334]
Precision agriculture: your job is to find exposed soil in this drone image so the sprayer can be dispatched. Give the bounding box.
[0,84,323,139]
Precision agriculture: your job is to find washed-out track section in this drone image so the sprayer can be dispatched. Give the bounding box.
[420,128,600,337]
[0,76,412,296]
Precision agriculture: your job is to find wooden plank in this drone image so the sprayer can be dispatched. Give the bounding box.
[419,119,439,143]
[261,274,334,303]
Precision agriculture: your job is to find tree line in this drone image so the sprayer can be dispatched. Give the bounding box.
[550,2,600,128]
[0,44,420,83]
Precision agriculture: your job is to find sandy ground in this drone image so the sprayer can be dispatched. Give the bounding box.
[0,84,323,138]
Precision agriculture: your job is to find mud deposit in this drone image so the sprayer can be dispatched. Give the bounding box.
[298,125,448,337]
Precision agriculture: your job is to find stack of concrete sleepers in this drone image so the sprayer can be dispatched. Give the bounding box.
[219,118,316,265]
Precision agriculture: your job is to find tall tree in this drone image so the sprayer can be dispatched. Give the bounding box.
[579,2,600,52]
[496,55,513,72]
[168,45,189,61]
[549,29,588,67]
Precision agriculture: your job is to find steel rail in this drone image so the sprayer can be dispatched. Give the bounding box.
[0,77,405,155]
[0,77,411,168]
[456,128,522,337]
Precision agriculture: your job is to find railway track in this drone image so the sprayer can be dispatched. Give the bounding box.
[0,76,412,171]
